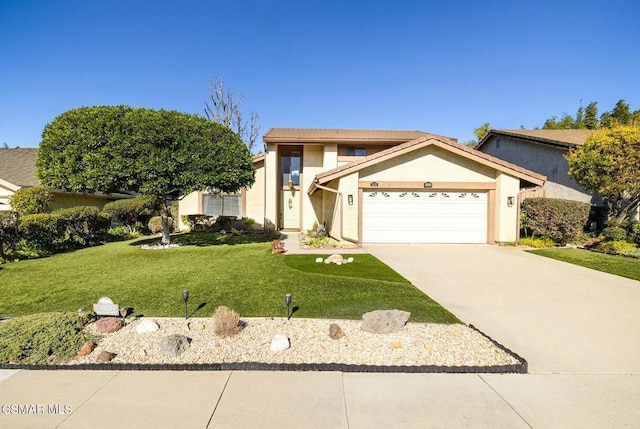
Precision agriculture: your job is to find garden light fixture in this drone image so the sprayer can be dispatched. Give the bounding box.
[285,294,292,319]
[182,290,189,319]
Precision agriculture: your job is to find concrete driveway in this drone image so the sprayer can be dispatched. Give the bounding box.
[365,244,640,374]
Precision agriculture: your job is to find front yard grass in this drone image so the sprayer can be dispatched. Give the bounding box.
[529,248,640,282]
[0,232,459,323]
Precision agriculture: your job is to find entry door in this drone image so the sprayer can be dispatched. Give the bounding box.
[280,147,302,229]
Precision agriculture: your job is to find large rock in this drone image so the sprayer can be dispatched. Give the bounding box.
[135,319,159,334]
[324,254,344,264]
[77,341,95,357]
[361,310,411,334]
[97,351,117,363]
[95,317,123,334]
[160,334,191,358]
[270,333,290,352]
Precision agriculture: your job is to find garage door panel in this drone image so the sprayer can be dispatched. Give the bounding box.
[362,191,487,244]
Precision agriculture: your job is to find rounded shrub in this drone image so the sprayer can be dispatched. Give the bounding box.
[602,227,628,242]
[9,186,53,216]
[520,198,590,244]
[148,216,173,234]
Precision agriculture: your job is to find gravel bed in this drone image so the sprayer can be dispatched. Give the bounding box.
[68,317,519,367]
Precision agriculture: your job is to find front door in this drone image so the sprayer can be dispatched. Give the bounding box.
[279,147,302,229]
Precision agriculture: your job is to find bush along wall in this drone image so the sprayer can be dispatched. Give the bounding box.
[521,198,591,245]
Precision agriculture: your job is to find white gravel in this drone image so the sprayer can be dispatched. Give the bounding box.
[68,317,520,367]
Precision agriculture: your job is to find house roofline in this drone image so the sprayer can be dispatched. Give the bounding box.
[476,129,590,151]
[312,136,545,192]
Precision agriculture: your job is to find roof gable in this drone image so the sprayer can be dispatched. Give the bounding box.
[0,148,39,188]
[477,129,592,150]
[313,136,545,189]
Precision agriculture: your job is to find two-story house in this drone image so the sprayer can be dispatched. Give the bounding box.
[179,128,545,244]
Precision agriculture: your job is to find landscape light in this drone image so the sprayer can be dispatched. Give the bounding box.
[182,290,189,319]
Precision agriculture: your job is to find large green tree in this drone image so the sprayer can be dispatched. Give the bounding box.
[566,126,640,222]
[37,106,255,244]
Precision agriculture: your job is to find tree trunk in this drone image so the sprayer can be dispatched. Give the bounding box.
[159,196,172,245]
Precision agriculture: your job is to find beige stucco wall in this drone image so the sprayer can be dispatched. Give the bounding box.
[360,145,494,182]
[336,172,359,242]
[177,191,200,230]
[244,159,265,226]
[494,173,520,243]
[50,194,122,211]
[0,183,14,211]
[301,145,324,230]
[481,136,597,204]
[264,144,278,229]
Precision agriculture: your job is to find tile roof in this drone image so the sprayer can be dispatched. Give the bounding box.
[477,129,592,149]
[0,148,39,187]
[263,128,439,144]
[314,136,545,187]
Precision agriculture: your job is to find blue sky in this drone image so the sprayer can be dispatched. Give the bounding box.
[1,0,638,150]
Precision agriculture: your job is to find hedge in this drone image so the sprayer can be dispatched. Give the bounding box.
[521,198,590,244]
[101,196,156,227]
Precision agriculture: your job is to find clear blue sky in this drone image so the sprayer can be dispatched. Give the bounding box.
[1,0,639,150]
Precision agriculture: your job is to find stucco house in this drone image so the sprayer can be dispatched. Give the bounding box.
[0,148,133,211]
[180,128,545,244]
[475,129,597,204]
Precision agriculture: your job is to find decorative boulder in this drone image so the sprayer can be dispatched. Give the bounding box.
[160,334,191,358]
[270,333,290,352]
[361,310,411,334]
[135,319,160,334]
[77,341,95,357]
[324,254,344,264]
[329,323,345,340]
[97,351,117,363]
[95,317,123,334]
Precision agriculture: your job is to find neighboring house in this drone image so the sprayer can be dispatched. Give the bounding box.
[180,128,545,244]
[475,129,598,205]
[0,148,133,211]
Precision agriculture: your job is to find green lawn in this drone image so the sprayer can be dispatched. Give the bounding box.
[0,232,459,323]
[529,248,640,282]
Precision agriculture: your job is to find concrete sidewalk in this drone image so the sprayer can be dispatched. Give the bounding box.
[1,370,638,428]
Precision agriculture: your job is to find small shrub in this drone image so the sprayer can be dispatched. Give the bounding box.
[9,186,53,216]
[628,222,640,245]
[213,215,236,232]
[231,227,241,236]
[602,227,628,242]
[17,213,64,256]
[212,306,241,338]
[518,237,555,248]
[101,196,156,227]
[242,218,256,232]
[0,211,19,257]
[107,225,142,241]
[598,240,637,255]
[0,312,98,364]
[520,198,590,244]
[148,216,173,234]
[55,205,108,249]
[181,214,216,231]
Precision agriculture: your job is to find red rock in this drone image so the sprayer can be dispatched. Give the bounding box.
[77,341,95,357]
[95,317,123,334]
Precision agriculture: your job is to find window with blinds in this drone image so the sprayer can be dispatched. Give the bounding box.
[202,194,241,217]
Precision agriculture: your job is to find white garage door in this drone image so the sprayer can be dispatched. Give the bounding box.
[362,191,487,243]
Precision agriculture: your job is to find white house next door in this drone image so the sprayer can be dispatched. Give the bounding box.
[362,191,487,243]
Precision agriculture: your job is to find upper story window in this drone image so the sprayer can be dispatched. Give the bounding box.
[345,146,366,156]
